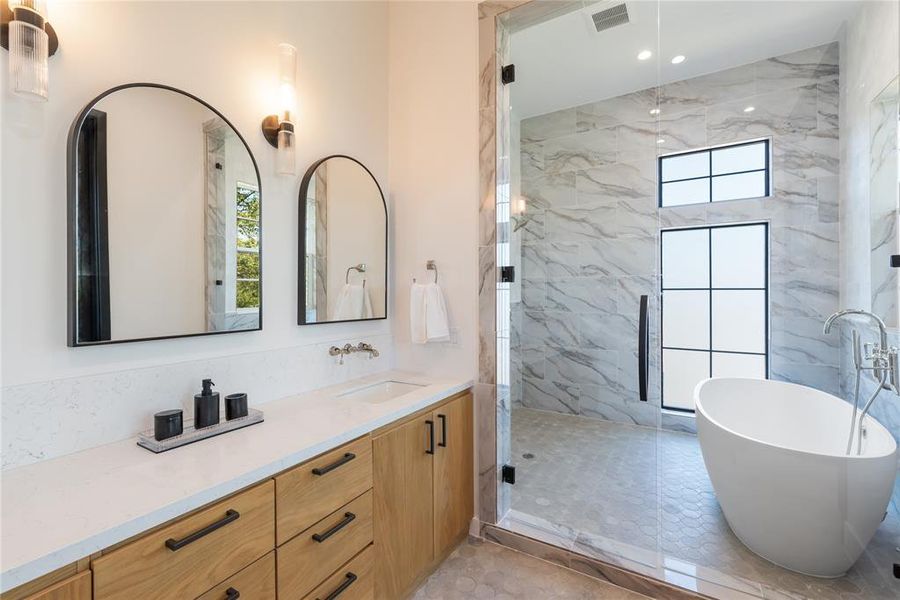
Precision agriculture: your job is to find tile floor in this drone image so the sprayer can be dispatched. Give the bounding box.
[508,407,900,600]
[412,539,650,599]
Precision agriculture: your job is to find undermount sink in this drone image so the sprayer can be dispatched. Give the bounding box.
[337,380,426,404]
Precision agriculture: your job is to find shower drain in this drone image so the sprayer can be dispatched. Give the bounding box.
[522,452,535,459]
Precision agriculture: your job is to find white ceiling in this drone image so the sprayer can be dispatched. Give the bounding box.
[509,0,861,119]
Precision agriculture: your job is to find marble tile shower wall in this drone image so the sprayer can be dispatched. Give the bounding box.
[1,334,394,470]
[840,324,900,442]
[510,43,841,426]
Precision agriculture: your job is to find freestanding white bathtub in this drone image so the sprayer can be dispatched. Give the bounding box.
[694,378,897,577]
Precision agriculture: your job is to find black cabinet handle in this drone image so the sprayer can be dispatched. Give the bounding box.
[425,420,435,454]
[225,588,240,600]
[638,294,649,402]
[311,512,356,543]
[311,452,356,476]
[437,414,447,448]
[318,573,357,600]
[164,509,240,551]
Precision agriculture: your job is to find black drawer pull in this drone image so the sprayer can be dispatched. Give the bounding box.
[438,414,447,448]
[311,512,356,543]
[164,509,240,551]
[318,572,357,600]
[425,420,435,454]
[311,452,356,476]
[225,588,240,600]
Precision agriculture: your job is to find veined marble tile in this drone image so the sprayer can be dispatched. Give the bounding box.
[576,160,656,205]
[521,171,576,210]
[773,130,840,180]
[522,376,580,414]
[770,274,840,322]
[660,62,756,110]
[521,348,545,380]
[546,277,617,314]
[580,313,637,351]
[655,108,709,155]
[479,108,497,246]
[754,42,839,95]
[581,236,657,279]
[545,242,583,280]
[546,204,618,243]
[522,309,581,348]
[576,88,659,132]
[658,204,708,229]
[617,276,658,317]
[521,142,544,180]
[520,279,546,310]
[770,316,839,367]
[545,346,619,389]
[521,244,548,281]
[617,196,659,239]
[707,85,818,145]
[521,107,577,144]
[542,127,617,174]
[817,79,839,130]
[581,387,660,428]
[516,211,545,244]
[770,362,840,396]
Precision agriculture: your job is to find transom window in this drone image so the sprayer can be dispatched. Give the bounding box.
[660,223,769,412]
[659,139,771,207]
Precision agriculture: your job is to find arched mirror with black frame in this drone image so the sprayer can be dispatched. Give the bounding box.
[67,83,263,346]
[298,155,387,325]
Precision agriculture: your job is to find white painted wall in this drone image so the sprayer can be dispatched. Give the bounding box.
[1,1,395,468]
[388,0,479,380]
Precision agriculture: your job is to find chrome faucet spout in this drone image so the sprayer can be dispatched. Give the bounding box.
[823,309,888,349]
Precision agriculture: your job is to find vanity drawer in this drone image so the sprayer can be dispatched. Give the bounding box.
[302,546,374,600]
[276,436,373,545]
[278,491,374,600]
[93,481,275,600]
[19,572,91,600]
[196,552,276,600]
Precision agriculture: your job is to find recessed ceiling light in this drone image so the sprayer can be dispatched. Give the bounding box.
[649,108,661,115]
[657,139,666,144]
[637,50,653,61]
[744,106,755,113]
[671,55,686,64]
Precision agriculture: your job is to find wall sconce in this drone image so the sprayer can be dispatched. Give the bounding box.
[1,0,60,101]
[261,43,297,175]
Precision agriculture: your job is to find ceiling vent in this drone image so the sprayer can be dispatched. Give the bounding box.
[591,3,629,32]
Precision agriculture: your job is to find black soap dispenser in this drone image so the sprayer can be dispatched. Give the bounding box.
[194,379,220,429]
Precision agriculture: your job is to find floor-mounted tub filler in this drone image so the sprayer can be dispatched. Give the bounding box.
[695,377,897,577]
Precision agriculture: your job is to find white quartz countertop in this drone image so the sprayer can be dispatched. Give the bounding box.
[0,371,472,592]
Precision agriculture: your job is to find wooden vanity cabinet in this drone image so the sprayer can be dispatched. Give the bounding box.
[6,388,473,600]
[372,391,474,599]
[18,572,91,600]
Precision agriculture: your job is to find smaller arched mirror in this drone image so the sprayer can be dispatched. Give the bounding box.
[298,156,387,324]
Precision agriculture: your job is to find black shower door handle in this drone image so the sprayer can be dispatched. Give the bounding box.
[639,295,649,402]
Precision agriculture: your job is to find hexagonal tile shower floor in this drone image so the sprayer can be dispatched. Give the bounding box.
[508,407,900,600]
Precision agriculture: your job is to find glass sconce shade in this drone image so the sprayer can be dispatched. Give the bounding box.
[276,126,295,176]
[8,1,50,101]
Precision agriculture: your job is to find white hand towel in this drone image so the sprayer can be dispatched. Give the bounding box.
[410,283,428,344]
[334,283,369,320]
[424,282,450,342]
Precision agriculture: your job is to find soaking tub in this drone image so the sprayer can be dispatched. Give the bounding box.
[694,378,897,577]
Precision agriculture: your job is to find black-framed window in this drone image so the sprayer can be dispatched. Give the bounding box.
[660,223,769,412]
[658,139,770,208]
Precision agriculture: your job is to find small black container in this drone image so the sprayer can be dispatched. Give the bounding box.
[225,393,249,420]
[194,379,220,429]
[154,409,184,441]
